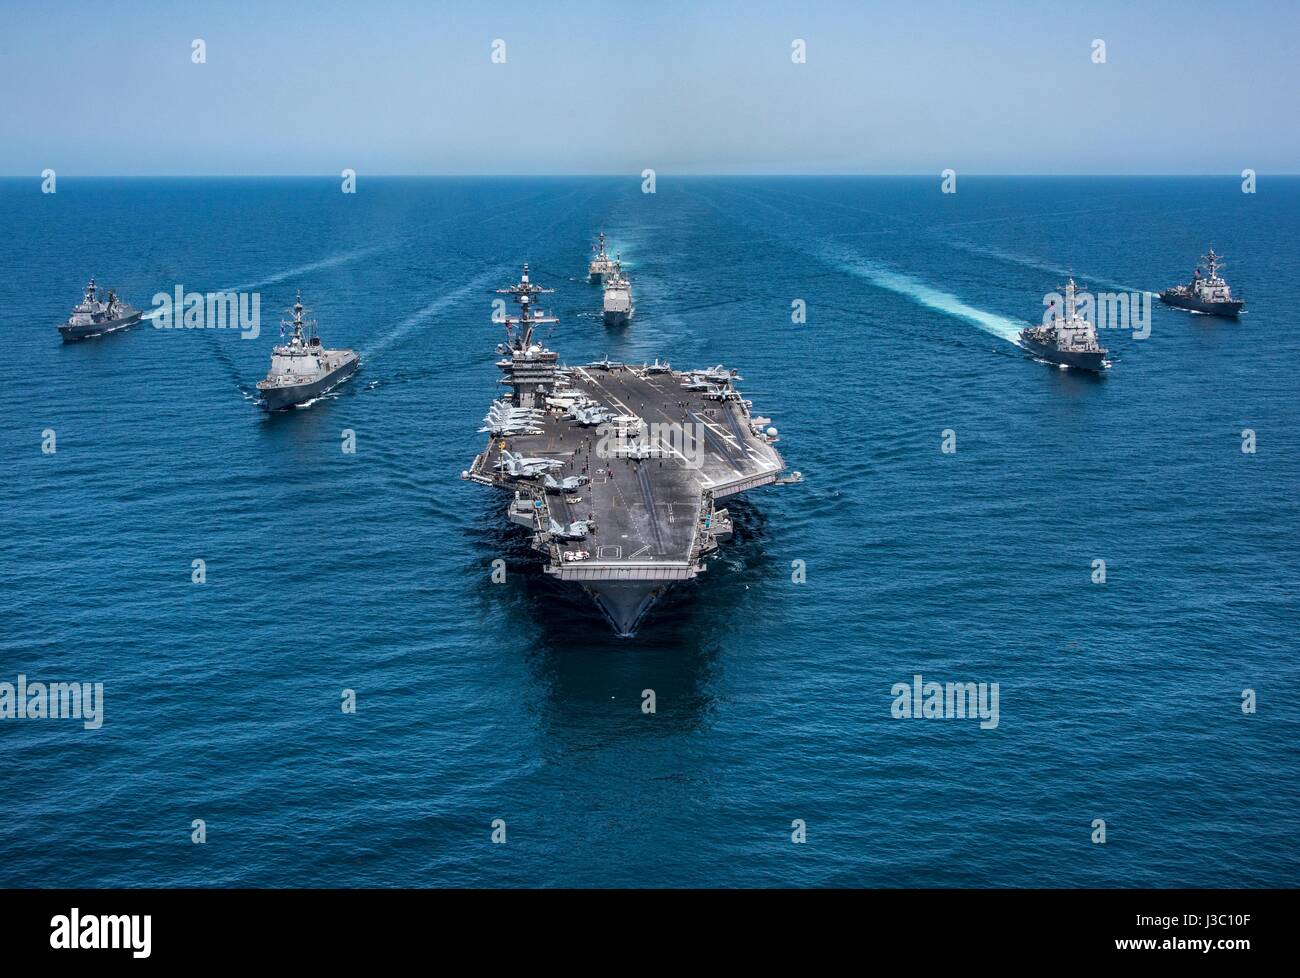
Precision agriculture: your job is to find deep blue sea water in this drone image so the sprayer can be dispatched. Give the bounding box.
[1,176,1296,887]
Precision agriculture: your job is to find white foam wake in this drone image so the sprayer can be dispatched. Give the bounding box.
[838,258,1025,344]
[229,245,388,292]
[696,181,1029,347]
[364,267,508,358]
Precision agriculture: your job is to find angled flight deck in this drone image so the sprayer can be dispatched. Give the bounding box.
[463,264,798,635]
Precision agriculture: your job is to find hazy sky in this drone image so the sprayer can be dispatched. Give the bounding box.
[2,0,1296,175]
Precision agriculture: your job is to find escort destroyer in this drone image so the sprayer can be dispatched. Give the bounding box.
[256,293,359,410]
[1159,248,1245,317]
[463,263,797,636]
[58,278,142,341]
[588,232,614,283]
[1020,277,1108,372]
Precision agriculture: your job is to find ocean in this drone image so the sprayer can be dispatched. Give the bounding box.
[1,175,1296,887]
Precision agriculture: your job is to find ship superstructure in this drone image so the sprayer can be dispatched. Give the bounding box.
[1159,248,1245,317]
[256,293,359,410]
[1019,277,1108,372]
[57,278,142,341]
[602,257,634,327]
[464,263,797,636]
[492,263,560,409]
[588,232,614,283]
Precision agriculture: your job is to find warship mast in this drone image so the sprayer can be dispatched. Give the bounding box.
[1202,248,1225,283]
[495,264,560,409]
[281,292,314,347]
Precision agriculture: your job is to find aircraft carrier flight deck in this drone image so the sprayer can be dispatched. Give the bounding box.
[463,264,797,635]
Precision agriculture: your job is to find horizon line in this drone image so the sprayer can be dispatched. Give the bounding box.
[4,172,1298,180]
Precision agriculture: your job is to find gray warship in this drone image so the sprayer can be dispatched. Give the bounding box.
[588,232,614,283]
[602,257,634,327]
[463,263,797,636]
[1159,248,1245,317]
[1019,278,1108,372]
[256,293,359,410]
[57,278,142,341]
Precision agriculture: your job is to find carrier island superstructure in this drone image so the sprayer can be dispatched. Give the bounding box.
[462,265,797,636]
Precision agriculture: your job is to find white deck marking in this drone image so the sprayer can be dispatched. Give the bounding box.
[576,367,635,417]
[688,412,750,479]
[574,368,770,488]
[696,413,740,447]
[578,368,696,466]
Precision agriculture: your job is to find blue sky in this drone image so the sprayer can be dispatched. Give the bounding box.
[1,0,1296,175]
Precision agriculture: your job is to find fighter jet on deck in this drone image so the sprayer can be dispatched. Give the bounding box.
[480,400,546,436]
[569,403,613,426]
[542,473,589,493]
[547,517,592,540]
[700,364,739,383]
[703,385,742,402]
[494,450,564,477]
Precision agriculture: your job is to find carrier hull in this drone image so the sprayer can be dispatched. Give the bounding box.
[582,580,672,637]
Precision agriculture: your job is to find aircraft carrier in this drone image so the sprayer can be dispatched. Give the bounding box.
[462,264,797,636]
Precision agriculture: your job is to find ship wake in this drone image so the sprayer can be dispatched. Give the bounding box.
[364,268,508,359]
[930,236,1153,296]
[229,245,388,292]
[837,257,1024,344]
[696,182,1026,346]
